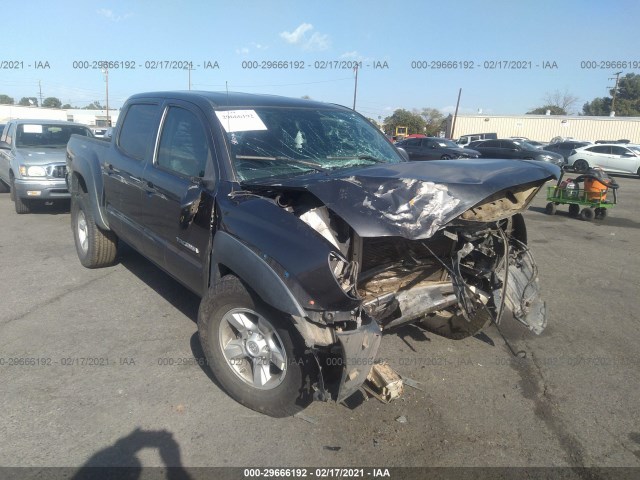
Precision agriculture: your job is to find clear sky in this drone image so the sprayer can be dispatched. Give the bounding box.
[2,0,638,120]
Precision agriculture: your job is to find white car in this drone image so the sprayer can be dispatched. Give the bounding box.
[567,143,640,176]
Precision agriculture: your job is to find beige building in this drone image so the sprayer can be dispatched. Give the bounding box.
[447,114,640,143]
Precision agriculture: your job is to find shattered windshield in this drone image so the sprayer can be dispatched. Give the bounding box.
[218,107,403,181]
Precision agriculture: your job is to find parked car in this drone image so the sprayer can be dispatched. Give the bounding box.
[66,91,559,417]
[567,143,640,176]
[0,119,93,213]
[544,141,592,163]
[472,139,564,166]
[549,136,574,144]
[466,139,487,149]
[395,136,480,160]
[456,132,497,147]
[525,140,547,149]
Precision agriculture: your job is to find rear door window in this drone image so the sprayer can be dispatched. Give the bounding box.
[118,104,160,161]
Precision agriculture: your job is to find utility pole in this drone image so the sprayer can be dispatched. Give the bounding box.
[38,80,43,107]
[608,71,622,115]
[450,88,462,139]
[102,68,110,126]
[352,65,358,110]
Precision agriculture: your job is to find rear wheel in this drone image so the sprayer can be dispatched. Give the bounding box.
[198,275,316,417]
[574,159,589,173]
[440,154,451,160]
[595,207,608,219]
[71,191,118,268]
[579,207,595,221]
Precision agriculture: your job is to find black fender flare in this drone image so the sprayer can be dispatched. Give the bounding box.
[210,231,307,318]
[68,149,109,230]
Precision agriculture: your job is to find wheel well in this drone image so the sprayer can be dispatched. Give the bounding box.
[72,173,88,193]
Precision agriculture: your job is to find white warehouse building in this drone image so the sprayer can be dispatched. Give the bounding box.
[0,105,120,129]
[446,114,640,143]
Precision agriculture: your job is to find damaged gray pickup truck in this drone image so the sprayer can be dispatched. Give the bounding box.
[66,91,559,417]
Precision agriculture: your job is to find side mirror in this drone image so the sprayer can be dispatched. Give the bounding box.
[0,141,10,150]
[179,183,204,229]
[396,147,410,162]
[430,144,437,149]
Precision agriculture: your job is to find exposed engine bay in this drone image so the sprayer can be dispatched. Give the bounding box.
[237,163,555,403]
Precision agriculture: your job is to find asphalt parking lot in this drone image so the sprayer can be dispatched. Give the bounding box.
[1,174,639,473]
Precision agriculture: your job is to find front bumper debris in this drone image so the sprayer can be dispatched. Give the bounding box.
[362,362,403,403]
[335,317,382,403]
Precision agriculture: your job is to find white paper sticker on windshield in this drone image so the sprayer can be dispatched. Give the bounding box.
[215,110,267,133]
[23,124,43,133]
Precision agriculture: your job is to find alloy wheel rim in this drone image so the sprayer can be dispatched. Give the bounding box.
[77,210,89,254]
[219,308,288,390]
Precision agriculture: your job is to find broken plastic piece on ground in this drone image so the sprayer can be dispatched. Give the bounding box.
[362,362,403,403]
[401,376,425,392]
[294,412,319,424]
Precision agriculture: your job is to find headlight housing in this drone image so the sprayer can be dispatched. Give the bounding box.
[328,251,359,298]
[19,165,47,177]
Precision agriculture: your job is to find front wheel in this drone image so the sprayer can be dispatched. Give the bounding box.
[545,202,557,215]
[573,159,589,173]
[568,204,580,217]
[198,275,316,417]
[11,177,31,214]
[71,192,118,268]
[580,207,595,221]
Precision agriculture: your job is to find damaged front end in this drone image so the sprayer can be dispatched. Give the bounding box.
[230,160,558,403]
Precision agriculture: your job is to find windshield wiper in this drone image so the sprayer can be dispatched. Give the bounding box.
[326,155,387,164]
[236,155,328,173]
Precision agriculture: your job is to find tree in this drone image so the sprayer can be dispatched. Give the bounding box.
[582,97,611,116]
[582,73,640,116]
[61,104,72,109]
[0,94,14,105]
[526,105,567,115]
[543,89,579,113]
[18,97,38,107]
[383,109,426,136]
[418,108,445,136]
[42,97,62,108]
[83,101,104,110]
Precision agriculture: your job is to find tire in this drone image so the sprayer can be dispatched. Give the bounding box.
[595,207,608,219]
[419,309,492,340]
[11,177,31,214]
[545,202,557,215]
[198,275,316,417]
[573,159,589,173]
[0,179,9,193]
[568,203,580,217]
[71,191,118,268]
[579,207,595,221]
[440,155,451,160]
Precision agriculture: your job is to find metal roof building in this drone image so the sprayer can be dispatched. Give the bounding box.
[447,114,640,143]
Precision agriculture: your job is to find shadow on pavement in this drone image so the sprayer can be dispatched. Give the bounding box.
[71,428,192,480]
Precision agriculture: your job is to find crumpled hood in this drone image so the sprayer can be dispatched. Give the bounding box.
[244,159,560,239]
[15,148,67,165]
